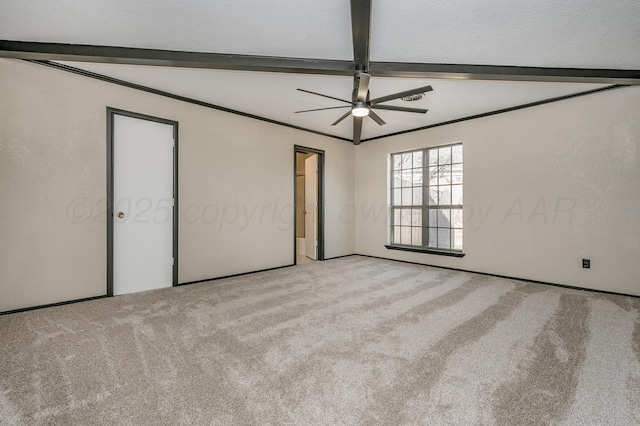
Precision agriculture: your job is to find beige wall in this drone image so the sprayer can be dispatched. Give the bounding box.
[355,86,640,296]
[0,59,355,311]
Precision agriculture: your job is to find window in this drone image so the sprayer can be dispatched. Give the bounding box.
[389,143,463,255]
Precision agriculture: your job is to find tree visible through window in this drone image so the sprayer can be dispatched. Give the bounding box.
[390,143,463,252]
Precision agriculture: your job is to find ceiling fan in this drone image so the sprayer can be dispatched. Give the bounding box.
[294,0,433,145]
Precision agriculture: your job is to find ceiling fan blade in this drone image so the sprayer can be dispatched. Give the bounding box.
[370,85,433,105]
[371,104,429,114]
[331,110,352,126]
[368,109,386,126]
[295,106,351,113]
[356,73,370,103]
[297,88,352,104]
[353,116,363,145]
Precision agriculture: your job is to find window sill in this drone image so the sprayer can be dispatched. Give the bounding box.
[385,245,466,258]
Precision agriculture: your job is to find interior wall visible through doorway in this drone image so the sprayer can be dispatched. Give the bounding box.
[295,152,313,238]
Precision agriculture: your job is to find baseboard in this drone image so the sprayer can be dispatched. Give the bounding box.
[178,255,361,286]
[178,263,295,287]
[322,254,357,261]
[354,253,640,299]
[0,295,109,316]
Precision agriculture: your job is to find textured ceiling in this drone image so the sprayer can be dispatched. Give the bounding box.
[372,0,640,69]
[1,0,638,142]
[0,0,353,59]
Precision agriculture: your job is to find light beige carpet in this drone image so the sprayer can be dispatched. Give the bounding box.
[1,256,639,425]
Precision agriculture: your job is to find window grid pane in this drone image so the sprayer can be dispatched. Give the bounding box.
[390,207,424,247]
[393,226,401,244]
[392,171,402,188]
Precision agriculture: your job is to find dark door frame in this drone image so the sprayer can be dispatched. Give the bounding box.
[294,145,325,264]
[106,107,179,296]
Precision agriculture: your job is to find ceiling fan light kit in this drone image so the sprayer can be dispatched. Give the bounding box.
[352,102,369,117]
[295,0,431,145]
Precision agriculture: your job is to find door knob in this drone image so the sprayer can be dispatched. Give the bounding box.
[117,212,125,219]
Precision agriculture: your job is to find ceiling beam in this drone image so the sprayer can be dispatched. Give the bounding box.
[0,40,354,76]
[350,0,372,72]
[1,40,639,84]
[369,61,640,85]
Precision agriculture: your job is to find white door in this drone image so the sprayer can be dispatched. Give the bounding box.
[304,154,318,260]
[113,114,175,295]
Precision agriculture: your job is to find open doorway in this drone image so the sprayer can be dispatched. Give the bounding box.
[294,146,324,264]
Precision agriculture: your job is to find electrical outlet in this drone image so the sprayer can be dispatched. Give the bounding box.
[582,259,591,269]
